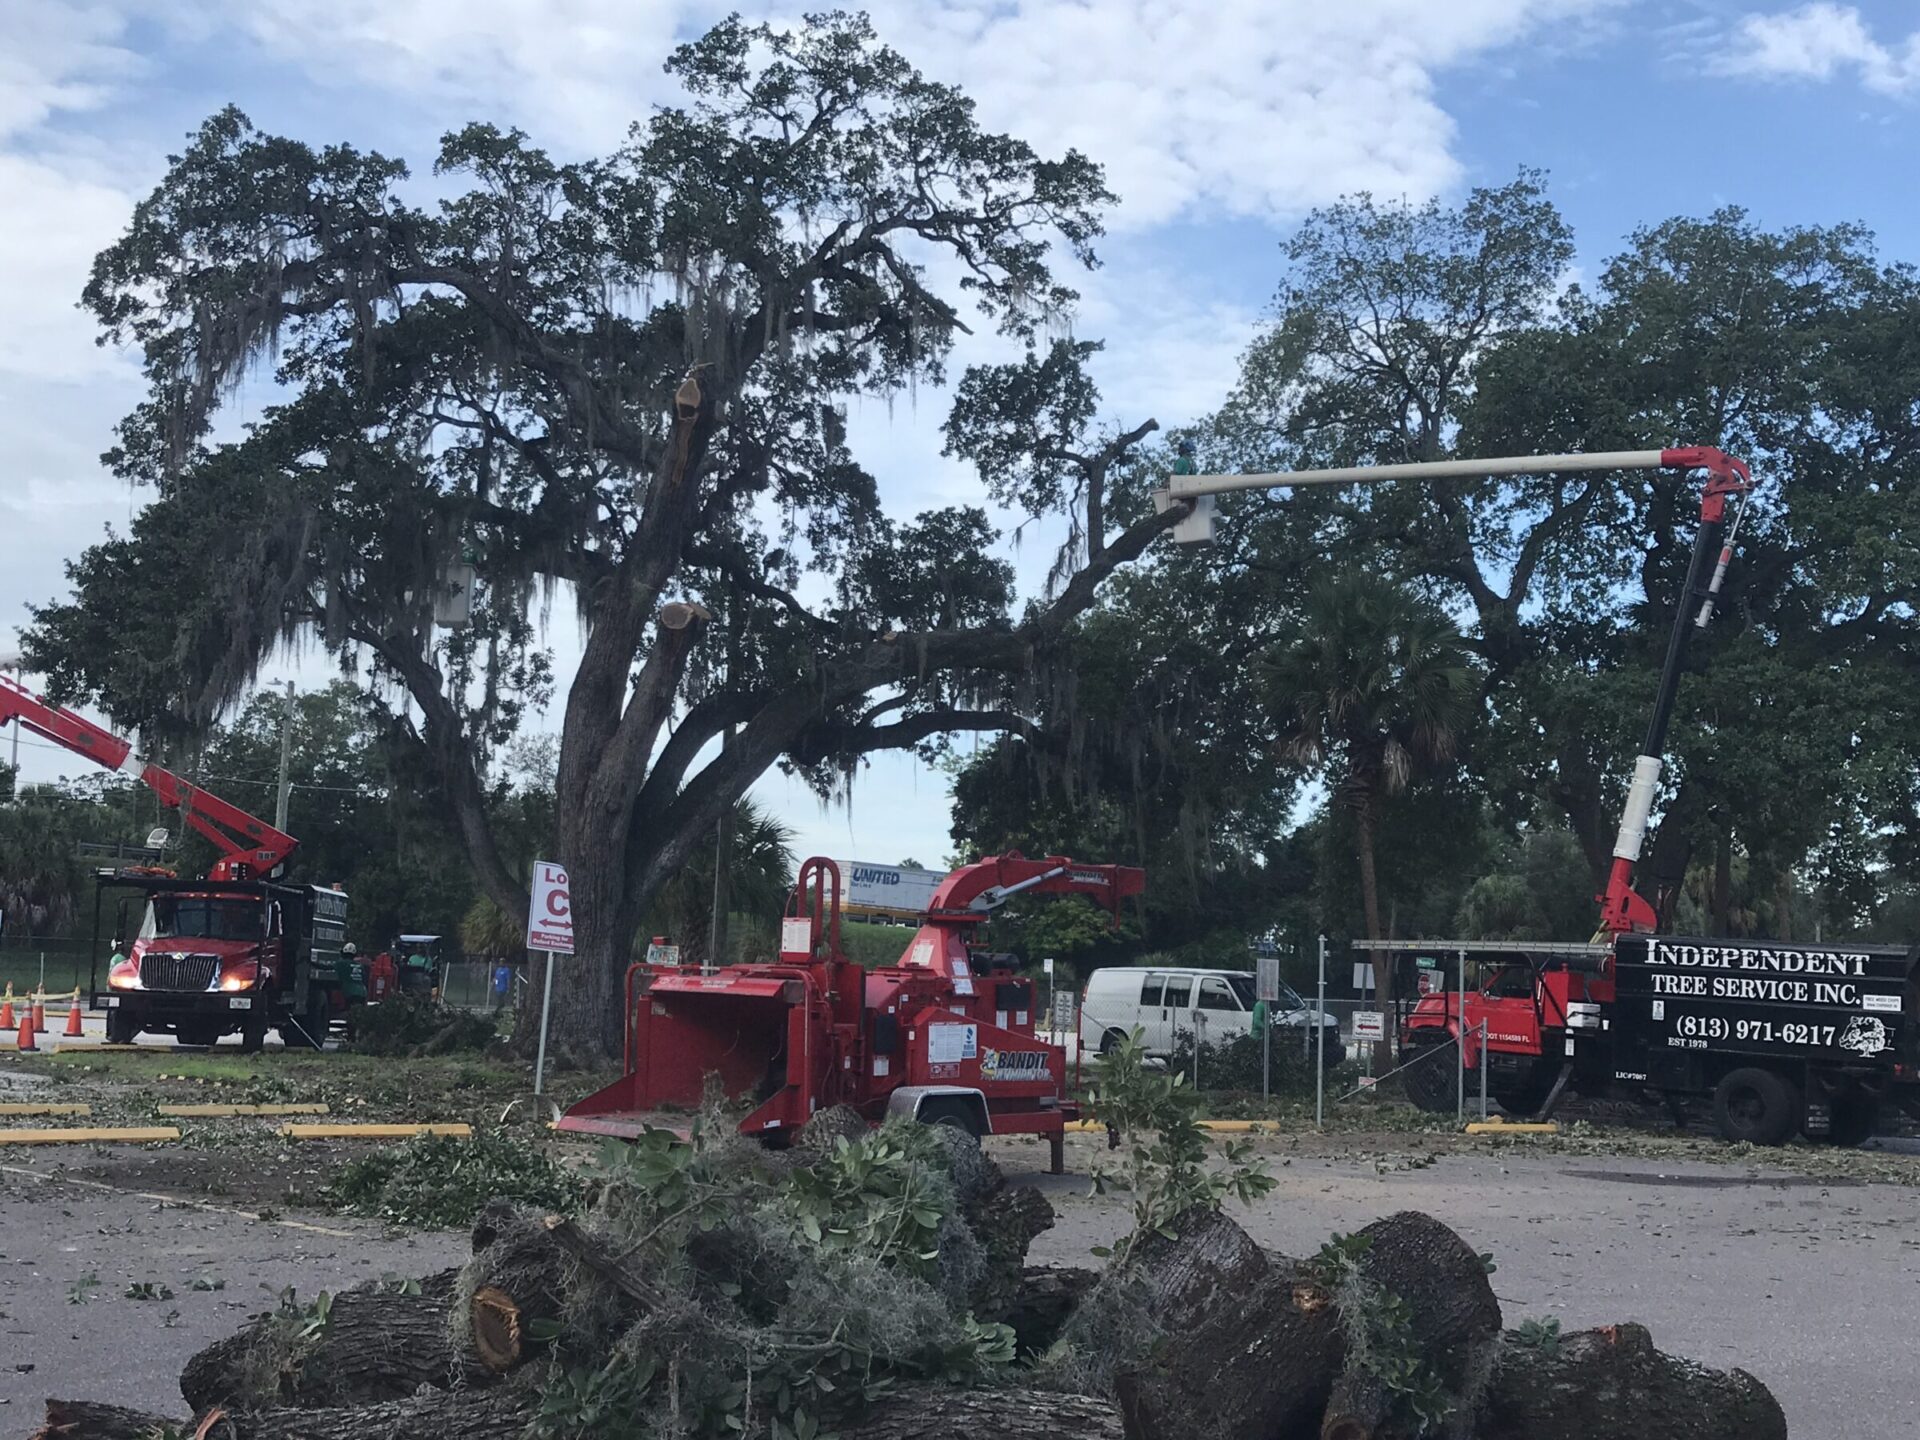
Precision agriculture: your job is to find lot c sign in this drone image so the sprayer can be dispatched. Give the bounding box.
[527,861,574,954]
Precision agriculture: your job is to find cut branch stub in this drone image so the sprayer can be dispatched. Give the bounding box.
[467,1285,524,1372]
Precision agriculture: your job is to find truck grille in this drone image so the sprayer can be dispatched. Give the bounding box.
[139,954,218,992]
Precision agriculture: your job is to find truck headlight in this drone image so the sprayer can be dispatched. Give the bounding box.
[108,971,140,990]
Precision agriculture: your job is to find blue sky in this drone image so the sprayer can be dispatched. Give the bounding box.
[4,0,1919,870]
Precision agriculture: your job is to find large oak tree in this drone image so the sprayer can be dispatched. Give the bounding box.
[28,16,1180,1057]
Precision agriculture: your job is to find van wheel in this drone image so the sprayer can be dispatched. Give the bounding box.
[1713,1067,1798,1146]
[1098,1028,1127,1056]
[1824,1096,1880,1147]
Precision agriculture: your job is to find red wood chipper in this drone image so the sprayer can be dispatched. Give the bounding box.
[558,852,1144,1171]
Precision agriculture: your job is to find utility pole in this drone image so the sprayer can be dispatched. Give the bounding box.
[274,681,296,833]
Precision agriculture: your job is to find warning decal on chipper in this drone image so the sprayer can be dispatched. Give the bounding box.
[980,1048,1051,1082]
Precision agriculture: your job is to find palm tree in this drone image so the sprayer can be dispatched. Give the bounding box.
[1266,572,1476,1060]
[643,799,796,968]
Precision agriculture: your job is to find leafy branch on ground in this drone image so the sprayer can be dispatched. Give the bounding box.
[326,1129,583,1228]
[526,1113,1016,1439]
[1084,1028,1275,1262]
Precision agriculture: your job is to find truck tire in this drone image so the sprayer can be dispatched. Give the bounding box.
[1824,1096,1880,1147]
[1713,1067,1799,1146]
[105,1007,138,1045]
[1399,1044,1455,1113]
[239,1003,269,1055]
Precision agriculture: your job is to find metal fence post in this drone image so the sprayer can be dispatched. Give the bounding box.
[1457,946,1466,1124]
[1479,1020,1489,1121]
[1315,934,1327,1130]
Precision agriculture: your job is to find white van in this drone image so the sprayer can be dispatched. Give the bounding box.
[1078,967,1344,1065]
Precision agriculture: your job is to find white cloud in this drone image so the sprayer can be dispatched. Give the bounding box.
[230,0,1606,226]
[0,2,140,141]
[1716,4,1920,94]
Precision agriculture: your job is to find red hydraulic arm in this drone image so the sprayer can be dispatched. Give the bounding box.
[1595,448,1756,935]
[0,674,298,880]
[927,851,1145,922]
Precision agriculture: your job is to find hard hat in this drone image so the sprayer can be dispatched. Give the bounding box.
[342,941,357,955]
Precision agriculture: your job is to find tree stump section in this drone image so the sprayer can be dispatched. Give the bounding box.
[1318,1210,1504,1440]
[1478,1323,1789,1440]
[1113,1210,1345,1440]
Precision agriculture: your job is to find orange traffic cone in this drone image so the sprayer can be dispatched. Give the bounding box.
[64,990,83,1038]
[29,994,45,1035]
[1,983,16,1032]
[16,1007,35,1053]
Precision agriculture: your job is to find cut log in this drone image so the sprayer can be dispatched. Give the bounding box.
[34,1400,176,1440]
[460,1199,580,1371]
[42,1387,1118,1440]
[1317,1211,1503,1440]
[1003,1265,1099,1356]
[1477,1323,1788,1440]
[837,1386,1124,1440]
[1117,1253,1343,1440]
[1103,1209,1343,1440]
[180,1271,477,1411]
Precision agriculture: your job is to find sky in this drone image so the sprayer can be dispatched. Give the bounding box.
[4,0,1920,871]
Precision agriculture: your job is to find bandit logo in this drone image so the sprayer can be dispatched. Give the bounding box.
[980,1047,1051,1082]
[1838,1016,1890,1057]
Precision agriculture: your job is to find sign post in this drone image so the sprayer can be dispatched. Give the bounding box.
[1315,935,1327,1128]
[1256,955,1280,1100]
[526,861,575,1097]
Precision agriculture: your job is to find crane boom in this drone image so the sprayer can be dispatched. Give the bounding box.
[1153,445,1758,935]
[0,674,298,880]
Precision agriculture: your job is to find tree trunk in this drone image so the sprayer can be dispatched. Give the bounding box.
[180,1271,476,1411]
[1713,824,1732,935]
[1477,1323,1787,1440]
[1354,798,1393,1070]
[37,1389,1122,1440]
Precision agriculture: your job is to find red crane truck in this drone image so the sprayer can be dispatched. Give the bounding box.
[560,852,1144,1171]
[0,675,348,1050]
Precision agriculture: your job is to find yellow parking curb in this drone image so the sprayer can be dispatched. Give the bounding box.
[1465,1120,1560,1135]
[159,1104,331,1117]
[0,1103,91,1117]
[0,1126,179,1145]
[278,1123,471,1140]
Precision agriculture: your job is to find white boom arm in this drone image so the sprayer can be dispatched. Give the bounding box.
[1153,449,1672,545]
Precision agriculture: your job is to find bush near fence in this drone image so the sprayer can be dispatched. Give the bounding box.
[1167,1028,1322,1097]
